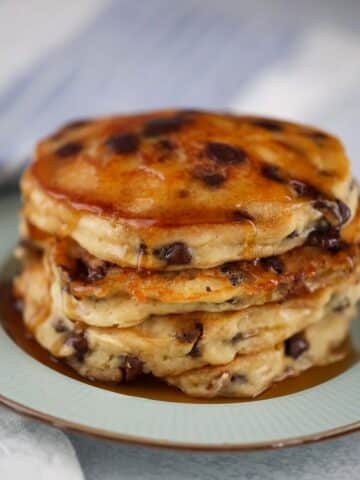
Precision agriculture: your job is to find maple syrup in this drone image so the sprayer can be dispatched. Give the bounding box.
[0,281,358,404]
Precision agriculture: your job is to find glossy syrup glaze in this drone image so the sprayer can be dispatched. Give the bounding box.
[27,110,351,226]
[1,282,358,404]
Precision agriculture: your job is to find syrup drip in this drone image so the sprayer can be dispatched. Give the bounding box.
[0,282,358,404]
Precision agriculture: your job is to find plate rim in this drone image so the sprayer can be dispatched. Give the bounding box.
[0,392,359,452]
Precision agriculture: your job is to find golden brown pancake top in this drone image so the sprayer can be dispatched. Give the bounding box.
[28,110,351,226]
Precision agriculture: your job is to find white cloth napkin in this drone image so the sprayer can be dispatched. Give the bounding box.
[0,408,84,480]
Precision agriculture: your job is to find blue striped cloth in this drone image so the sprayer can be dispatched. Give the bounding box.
[1,0,360,184]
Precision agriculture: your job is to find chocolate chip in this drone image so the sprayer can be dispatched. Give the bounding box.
[231,332,248,344]
[306,226,347,252]
[315,218,331,232]
[333,199,351,226]
[220,263,244,287]
[53,318,69,333]
[230,373,247,383]
[55,141,83,157]
[260,256,284,274]
[105,133,140,153]
[313,199,351,227]
[176,322,203,344]
[154,242,192,265]
[188,323,204,358]
[261,164,285,183]
[252,119,283,131]
[63,258,110,284]
[226,297,240,305]
[289,179,320,198]
[193,167,227,188]
[205,142,246,165]
[143,116,187,136]
[66,333,88,361]
[285,333,309,359]
[120,355,143,382]
[157,138,175,150]
[18,238,43,256]
[205,286,212,292]
[231,209,254,222]
[138,242,148,255]
[74,259,108,283]
[286,230,299,239]
[332,297,351,313]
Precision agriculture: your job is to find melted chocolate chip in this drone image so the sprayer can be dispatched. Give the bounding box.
[313,199,351,227]
[231,209,254,222]
[226,297,240,305]
[154,242,192,265]
[157,138,175,150]
[252,119,283,131]
[105,133,140,153]
[74,259,108,283]
[261,164,285,183]
[120,355,143,382]
[315,218,331,232]
[205,142,246,165]
[138,242,148,255]
[53,318,69,333]
[306,226,347,252]
[285,333,309,359]
[143,116,187,136]
[205,286,212,292]
[55,141,83,157]
[260,256,285,274]
[176,322,203,344]
[332,297,351,313]
[192,166,227,188]
[286,230,299,239]
[289,179,320,198]
[220,263,244,287]
[336,200,351,224]
[188,323,204,358]
[18,238,42,256]
[231,332,248,344]
[66,333,88,361]
[230,373,247,384]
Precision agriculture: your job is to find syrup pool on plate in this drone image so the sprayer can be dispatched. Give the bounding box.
[0,281,358,404]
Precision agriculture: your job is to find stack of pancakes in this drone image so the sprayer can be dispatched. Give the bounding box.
[14,110,360,398]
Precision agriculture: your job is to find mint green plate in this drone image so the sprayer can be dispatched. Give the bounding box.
[0,192,359,450]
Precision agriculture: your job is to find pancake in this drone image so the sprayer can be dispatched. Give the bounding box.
[14,255,360,379]
[166,311,351,398]
[17,204,359,327]
[22,110,357,270]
